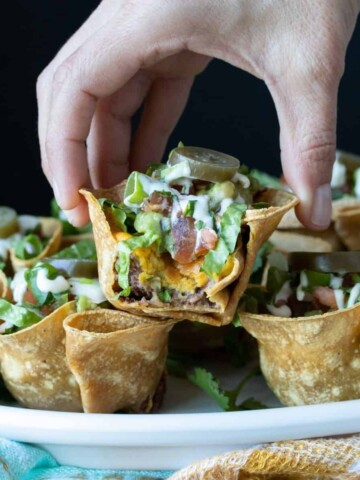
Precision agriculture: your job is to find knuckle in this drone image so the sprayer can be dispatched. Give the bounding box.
[298,133,336,180]
[53,62,73,88]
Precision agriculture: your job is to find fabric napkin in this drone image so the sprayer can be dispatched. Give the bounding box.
[1,435,360,479]
[170,434,360,479]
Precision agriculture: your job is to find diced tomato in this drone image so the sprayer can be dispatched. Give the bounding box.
[313,286,338,309]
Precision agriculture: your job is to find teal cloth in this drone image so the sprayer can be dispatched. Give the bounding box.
[0,438,174,480]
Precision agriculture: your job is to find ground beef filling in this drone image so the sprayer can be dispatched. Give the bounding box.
[115,256,214,307]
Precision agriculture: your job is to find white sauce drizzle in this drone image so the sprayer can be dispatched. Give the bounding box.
[231,172,251,188]
[266,304,292,317]
[296,271,309,301]
[69,278,106,304]
[330,155,346,189]
[334,289,345,310]
[347,283,360,308]
[11,269,28,304]
[275,280,292,303]
[36,268,69,294]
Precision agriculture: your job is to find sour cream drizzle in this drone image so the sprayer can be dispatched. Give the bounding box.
[36,268,69,294]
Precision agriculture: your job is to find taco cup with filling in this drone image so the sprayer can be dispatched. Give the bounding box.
[82,146,298,326]
[0,240,174,412]
[239,251,360,406]
[0,206,62,273]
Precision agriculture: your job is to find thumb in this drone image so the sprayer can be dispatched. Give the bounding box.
[268,73,340,230]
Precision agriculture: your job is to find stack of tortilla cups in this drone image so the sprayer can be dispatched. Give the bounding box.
[0,248,175,413]
[80,184,298,327]
[241,304,360,406]
[0,297,175,412]
[10,217,62,272]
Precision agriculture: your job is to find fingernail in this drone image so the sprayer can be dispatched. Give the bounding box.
[311,184,332,228]
[63,208,78,226]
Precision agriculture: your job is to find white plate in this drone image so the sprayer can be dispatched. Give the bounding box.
[1,361,360,470]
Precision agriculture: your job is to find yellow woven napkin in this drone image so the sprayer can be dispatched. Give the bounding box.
[169,435,360,479]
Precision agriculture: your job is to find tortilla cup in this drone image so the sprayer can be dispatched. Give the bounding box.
[64,309,175,413]
[241,306,360,406]
[10,217,62,272]
[0,270,12,301]
[269,226,343,253]
[0,302,175,412]
[0,302,81,411]
[81,185,298,326]
[333,202,360,251]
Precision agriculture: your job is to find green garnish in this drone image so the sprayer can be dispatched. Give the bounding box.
[158,289,172,303]
[188,367,267,412]
[52,239,97,260]
[0,299,41,330]
[14,234,45,260]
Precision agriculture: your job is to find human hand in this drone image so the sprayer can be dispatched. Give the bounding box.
[37,0,360,228]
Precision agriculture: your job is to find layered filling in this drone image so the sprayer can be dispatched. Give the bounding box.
[100,153,265,306]
[0,239,109,334]
[0,207,52,268]
[242,252,360,317]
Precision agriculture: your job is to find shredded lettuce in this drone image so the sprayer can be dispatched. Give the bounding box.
[76,295,97,312]
[304,270,331,289]
[24,263,66,306]
[0,299,41,330]
[250,169,283,189]
[158,289,172,303]
[202,202,246,276]
[98,198,136,232]
[14,234,44,260]
[52,239,97,260]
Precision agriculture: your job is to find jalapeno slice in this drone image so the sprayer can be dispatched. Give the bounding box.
[288,251,360,273]
[43,258,98,278]
[0,207,18,238]
[168,146,240,182]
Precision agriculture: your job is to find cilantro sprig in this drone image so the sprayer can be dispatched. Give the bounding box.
[188,366,268,412]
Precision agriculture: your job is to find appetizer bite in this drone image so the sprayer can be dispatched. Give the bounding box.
[0,206,62,273]
[82,146,297,326]
[240,251,360,406]
[0,239,174,412]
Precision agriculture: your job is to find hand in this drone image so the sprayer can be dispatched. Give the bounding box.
[37,0,360,228]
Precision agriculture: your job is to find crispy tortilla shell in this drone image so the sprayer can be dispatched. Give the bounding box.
[0,303,174,412]
[10,217,62,272]
[0,302,81,411]
[81,185,298,326]
[269,226,343,253]
[333,203,360,250]
[64,310,175,413]
[241,307,360,406]
[0,270,12,301]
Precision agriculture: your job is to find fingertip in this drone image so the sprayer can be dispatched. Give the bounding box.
[63,199,90,227]
[294,183,332,231]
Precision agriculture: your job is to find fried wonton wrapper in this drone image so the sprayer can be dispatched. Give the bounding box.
[0,301,174,412]
[64,310,174,413]
[81,185,298,326]
[269,226,343,253]
[0,302,80,411]
[10,217,62,272]
[241,307,360,406]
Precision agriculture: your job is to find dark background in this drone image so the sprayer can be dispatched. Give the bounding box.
[2,1,360,215]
